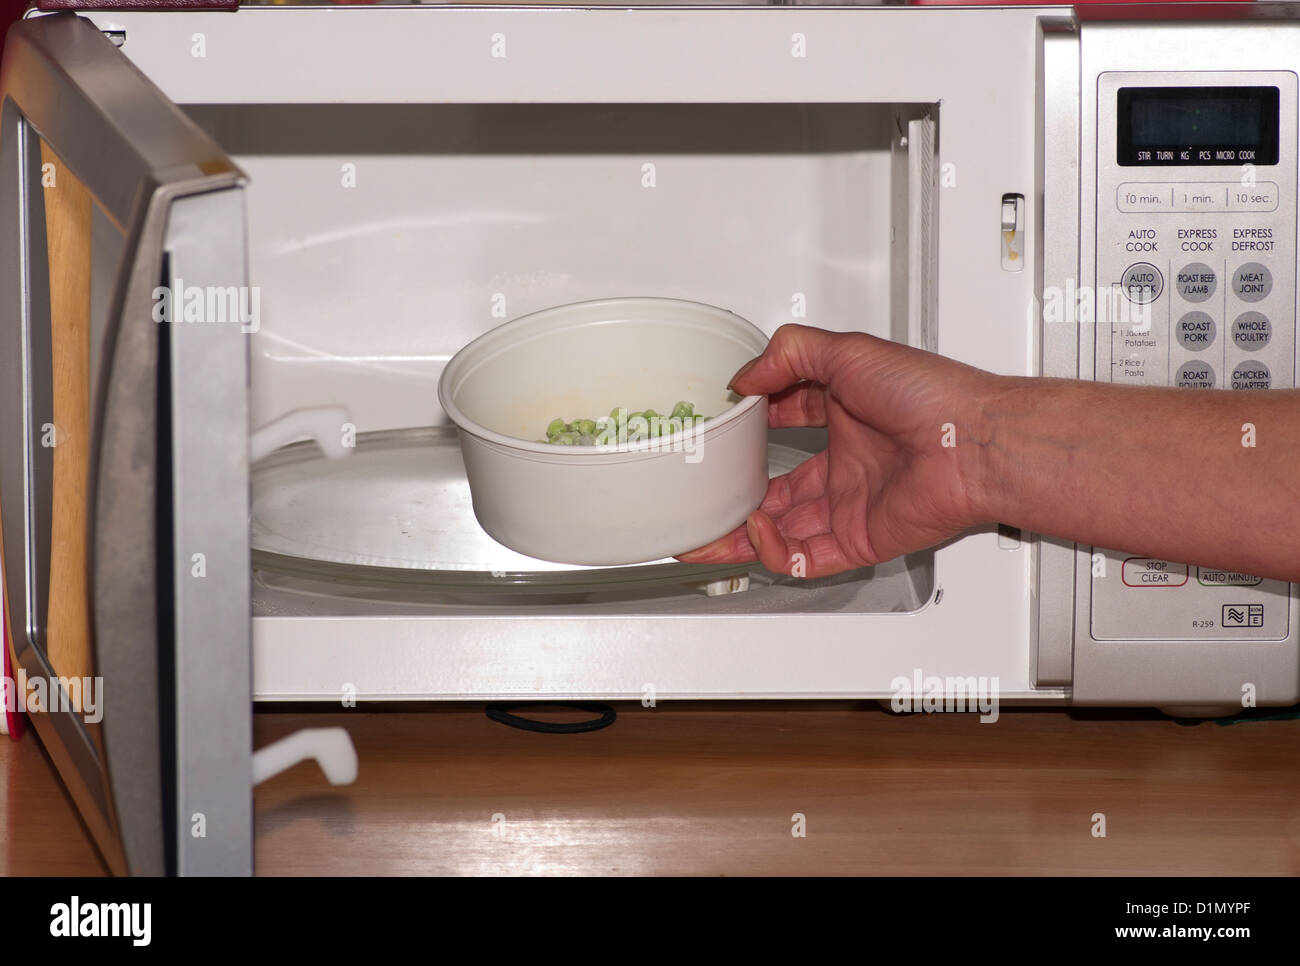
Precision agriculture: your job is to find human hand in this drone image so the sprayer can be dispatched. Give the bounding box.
[677,324,1001,578]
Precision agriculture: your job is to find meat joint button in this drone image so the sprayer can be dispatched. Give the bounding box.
[1231,262,1272,302]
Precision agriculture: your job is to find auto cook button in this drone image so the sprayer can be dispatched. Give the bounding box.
[1121,263,1163,304]
[1122,557,1189,587]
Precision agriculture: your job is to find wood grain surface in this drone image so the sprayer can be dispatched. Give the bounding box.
[39,142,94,686]
[2,703,1296,876]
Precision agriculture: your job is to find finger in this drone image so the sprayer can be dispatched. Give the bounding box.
[772,499,832,541]
[767,382,829,428]
[729,324,876,397]
[746,510,860,579]
[674,521,756,564]
[757,451,829,518]
[677,452,828,563]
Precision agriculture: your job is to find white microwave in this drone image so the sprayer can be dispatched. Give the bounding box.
[1,2,1296,874]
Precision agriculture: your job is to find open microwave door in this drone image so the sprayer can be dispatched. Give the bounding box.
[0,12,252,874]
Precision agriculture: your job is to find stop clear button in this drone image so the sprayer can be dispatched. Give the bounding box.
[1121,557,1189,587]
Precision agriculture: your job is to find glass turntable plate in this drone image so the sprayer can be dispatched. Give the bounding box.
[251,426,811,593]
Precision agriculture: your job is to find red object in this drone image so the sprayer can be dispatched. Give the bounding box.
[3,584,24,740]
[0,1,28,71]
[910,0,1253,4]
[0,5,24,739]
[35,0,238,7]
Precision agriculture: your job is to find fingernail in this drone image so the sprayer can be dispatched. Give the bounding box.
[745,513,763,555]
[727,357,760,391]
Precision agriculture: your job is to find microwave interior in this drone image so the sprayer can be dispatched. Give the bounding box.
[171,101,943,619]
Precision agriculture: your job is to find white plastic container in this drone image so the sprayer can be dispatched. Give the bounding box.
[437,297,770,565]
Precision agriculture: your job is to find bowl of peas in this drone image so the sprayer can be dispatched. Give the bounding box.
[437,297,770,565]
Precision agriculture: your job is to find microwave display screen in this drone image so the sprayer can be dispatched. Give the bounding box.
[1117,86,1279,166]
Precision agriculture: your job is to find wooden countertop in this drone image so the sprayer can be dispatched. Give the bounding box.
[3,703,1298,875]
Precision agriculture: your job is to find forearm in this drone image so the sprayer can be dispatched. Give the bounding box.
[967,377,1300,581]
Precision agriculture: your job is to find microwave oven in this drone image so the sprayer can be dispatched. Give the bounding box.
[2,1,1297,874]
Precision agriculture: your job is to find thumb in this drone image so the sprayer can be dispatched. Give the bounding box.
[728,324,870,396]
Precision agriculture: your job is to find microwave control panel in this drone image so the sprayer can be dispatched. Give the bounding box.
[1092,70,1297,642]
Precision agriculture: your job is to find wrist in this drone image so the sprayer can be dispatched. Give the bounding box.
[957,372,1025,527]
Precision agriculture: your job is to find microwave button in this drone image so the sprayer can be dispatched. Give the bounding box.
[1120,262,1163,304]
[1231,311,1272,351]
[1121,558,1189,588]
[1174,262,1216,303]
[1230,360,1271,390]
[1117,183,1173,212]
[1228,182,1279,212]
[1197,568,1264,587]
[1175,360,1216,389]
[1174,311,1216,351]
[1230,262,1272,302]
[1172,183,1228,212]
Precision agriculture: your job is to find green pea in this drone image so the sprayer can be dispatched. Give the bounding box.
[543,403,706,445]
